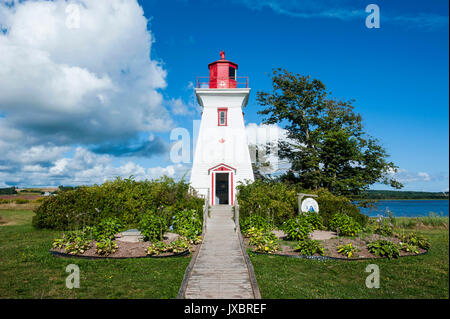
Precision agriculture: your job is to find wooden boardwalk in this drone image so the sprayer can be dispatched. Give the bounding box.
[183,205,256,299]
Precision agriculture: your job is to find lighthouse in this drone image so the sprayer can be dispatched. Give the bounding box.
[190,51,254,205]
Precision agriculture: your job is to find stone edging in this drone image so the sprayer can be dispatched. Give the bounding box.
[250,250,428,261]
[49,249,189,260]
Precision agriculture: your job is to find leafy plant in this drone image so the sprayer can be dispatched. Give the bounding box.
[93,217,123,241]
[398,232,431,250]
[138,213,167,242]
[147,241,170,256]
[254,237,280,254]
[367,240,400,259]
[171,209,202,240]
[337,243,359,258]
[95,238,118,256]
[281,216,312,241]
[240,214,272,233]
[65,236,91,255]
[400,242,419,254]
[303,211,324,230]
[294,239,324,256]
[52,238,66,249]
[329,213,361,236]
[170,237,190,253]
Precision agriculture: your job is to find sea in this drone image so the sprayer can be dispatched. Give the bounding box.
[357,200,449,218]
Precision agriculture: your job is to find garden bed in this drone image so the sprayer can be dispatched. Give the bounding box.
[50,232,200,259]
[244,230,428,260]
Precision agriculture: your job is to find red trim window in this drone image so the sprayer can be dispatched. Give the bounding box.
[217,108,228,126]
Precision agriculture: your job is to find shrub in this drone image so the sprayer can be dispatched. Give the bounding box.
[95,238,118,256]
[15,198,29,204]
[281,216,312,241]
[337,243,359,258]
[138,213,167,242]
[398,232,431,250]
[93,217,124,241]
[237,180,297,227]
[246,228,279,253]
[240,214,272,233]
[367,240,400,259]
[171,209,202,240]
[303,211,324,230]
[314,188,368,228]
[294,239,324,256]
[329,213,361,236]
[32,176,203,230]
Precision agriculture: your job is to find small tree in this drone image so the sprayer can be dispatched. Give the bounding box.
[257,69,402,195]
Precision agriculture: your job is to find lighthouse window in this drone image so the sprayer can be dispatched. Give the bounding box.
[229,67,236,80]
[218,108,228,126]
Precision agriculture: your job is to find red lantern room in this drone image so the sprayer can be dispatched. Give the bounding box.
[208,51,238,89]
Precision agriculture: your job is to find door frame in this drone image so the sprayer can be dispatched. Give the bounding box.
[209,163,236,206]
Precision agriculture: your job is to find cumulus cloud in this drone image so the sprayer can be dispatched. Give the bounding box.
[0,147,190,187]
[0,0,182,187]
[0,0,172,147]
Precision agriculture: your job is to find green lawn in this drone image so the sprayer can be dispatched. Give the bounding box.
[250,228,449,298]
[0,210,190,299]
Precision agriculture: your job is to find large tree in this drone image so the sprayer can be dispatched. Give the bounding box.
[257,69,403,195]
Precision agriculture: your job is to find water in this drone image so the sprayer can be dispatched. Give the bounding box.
[357,200,449,217]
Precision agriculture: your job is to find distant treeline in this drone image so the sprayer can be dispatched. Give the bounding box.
[354,190,449,200]
[0,187,17,195]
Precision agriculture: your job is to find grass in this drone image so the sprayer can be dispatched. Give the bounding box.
[250,226,449,298]
[0,210,190,298]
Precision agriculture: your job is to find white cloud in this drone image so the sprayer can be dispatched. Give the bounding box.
[0,0,185,187]
[0,146,190,187]
[0,0,172,148]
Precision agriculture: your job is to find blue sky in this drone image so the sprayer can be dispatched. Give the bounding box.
[0,0,448,191]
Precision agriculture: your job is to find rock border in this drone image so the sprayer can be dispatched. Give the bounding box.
[49,249,189,260]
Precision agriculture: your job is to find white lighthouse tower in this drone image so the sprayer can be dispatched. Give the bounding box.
[190,51,254,205]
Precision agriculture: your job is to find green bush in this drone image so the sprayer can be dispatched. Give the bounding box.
[171,209,202,240]
[281,216,312,241]
[14,198,30,204]
[329,213,362,236]
[240,214,272,233]
[93,217,124,241]
[32,176,203,230]
[236,182,368,230]
[303,211,324,230]
[237,180,297,227]
[367,240,400,259]
[138,213,167,242]
[294,239,324,256]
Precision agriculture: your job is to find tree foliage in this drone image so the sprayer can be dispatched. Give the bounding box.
[257,69,402,195]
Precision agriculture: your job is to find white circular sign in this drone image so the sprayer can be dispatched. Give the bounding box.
[301,198,319,213]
